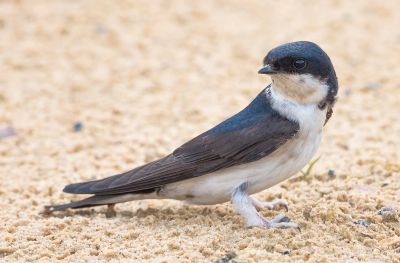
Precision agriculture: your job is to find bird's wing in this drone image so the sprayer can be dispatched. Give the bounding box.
[63,89,300,195]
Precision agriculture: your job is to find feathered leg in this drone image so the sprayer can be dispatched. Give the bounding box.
[231,182,298,229]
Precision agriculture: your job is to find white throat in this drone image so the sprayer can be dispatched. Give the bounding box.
[267,84,327,134]
[270,73,328,105]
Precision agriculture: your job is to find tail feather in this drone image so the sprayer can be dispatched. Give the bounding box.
[63,180,102,194]
[45,195,117,212]
[62,172,128,194]
[45,190,158,213]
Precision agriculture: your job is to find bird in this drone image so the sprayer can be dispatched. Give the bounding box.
[45,41,338,228]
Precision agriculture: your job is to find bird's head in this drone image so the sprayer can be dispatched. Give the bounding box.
[259,41,338,106]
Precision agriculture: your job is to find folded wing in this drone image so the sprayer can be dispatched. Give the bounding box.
[63,88,300,195]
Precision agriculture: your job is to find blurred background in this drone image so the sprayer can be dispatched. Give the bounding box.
[0,0,399,262]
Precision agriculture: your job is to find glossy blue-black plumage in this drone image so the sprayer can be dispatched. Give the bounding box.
[263,41,338,105]
[204,87,284,135]
[60,87,299,197]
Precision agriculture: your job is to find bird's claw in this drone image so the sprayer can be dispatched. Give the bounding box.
[274,202,289,212]
[267,213,299,229]
[252,198,289,212]
[247,214,300,230]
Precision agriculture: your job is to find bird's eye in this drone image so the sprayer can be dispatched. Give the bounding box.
[293,59,306,69]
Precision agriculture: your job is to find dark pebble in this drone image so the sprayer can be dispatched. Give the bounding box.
[214,252,237,263]
[73,122,83,132]
[105,204,116,218]
[354,219,370,227]
[328,169,335,178]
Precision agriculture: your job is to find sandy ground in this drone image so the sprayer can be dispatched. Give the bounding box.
[0,0,400,262]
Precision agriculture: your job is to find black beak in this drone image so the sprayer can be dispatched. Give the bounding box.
[258,64,278,74]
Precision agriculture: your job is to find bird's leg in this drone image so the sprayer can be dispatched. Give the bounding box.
[251,197,288,212]
[231,182,298,229]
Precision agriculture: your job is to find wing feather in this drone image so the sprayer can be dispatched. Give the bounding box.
[63,88,300,195]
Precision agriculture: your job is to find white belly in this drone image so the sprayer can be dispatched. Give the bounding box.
[162,89,327,205]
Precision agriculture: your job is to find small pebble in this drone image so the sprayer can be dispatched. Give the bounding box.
[381,183,389,187]
[378,207,398,222]
[365,81,381,90]
[0,126,16,139]
[378,207,395,215]
[354,219,370,227]
[214,252,237,263]
[328,169,335,178]
[344,89,352,96]
[106,204,117,218]
[282,249,290,255]
[95,25,107,35]
[73,122,83,132]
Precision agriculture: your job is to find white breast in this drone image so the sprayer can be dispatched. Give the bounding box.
[162,87,327,205]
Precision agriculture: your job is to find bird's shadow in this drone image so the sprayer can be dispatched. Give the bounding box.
[40,202,234,226]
